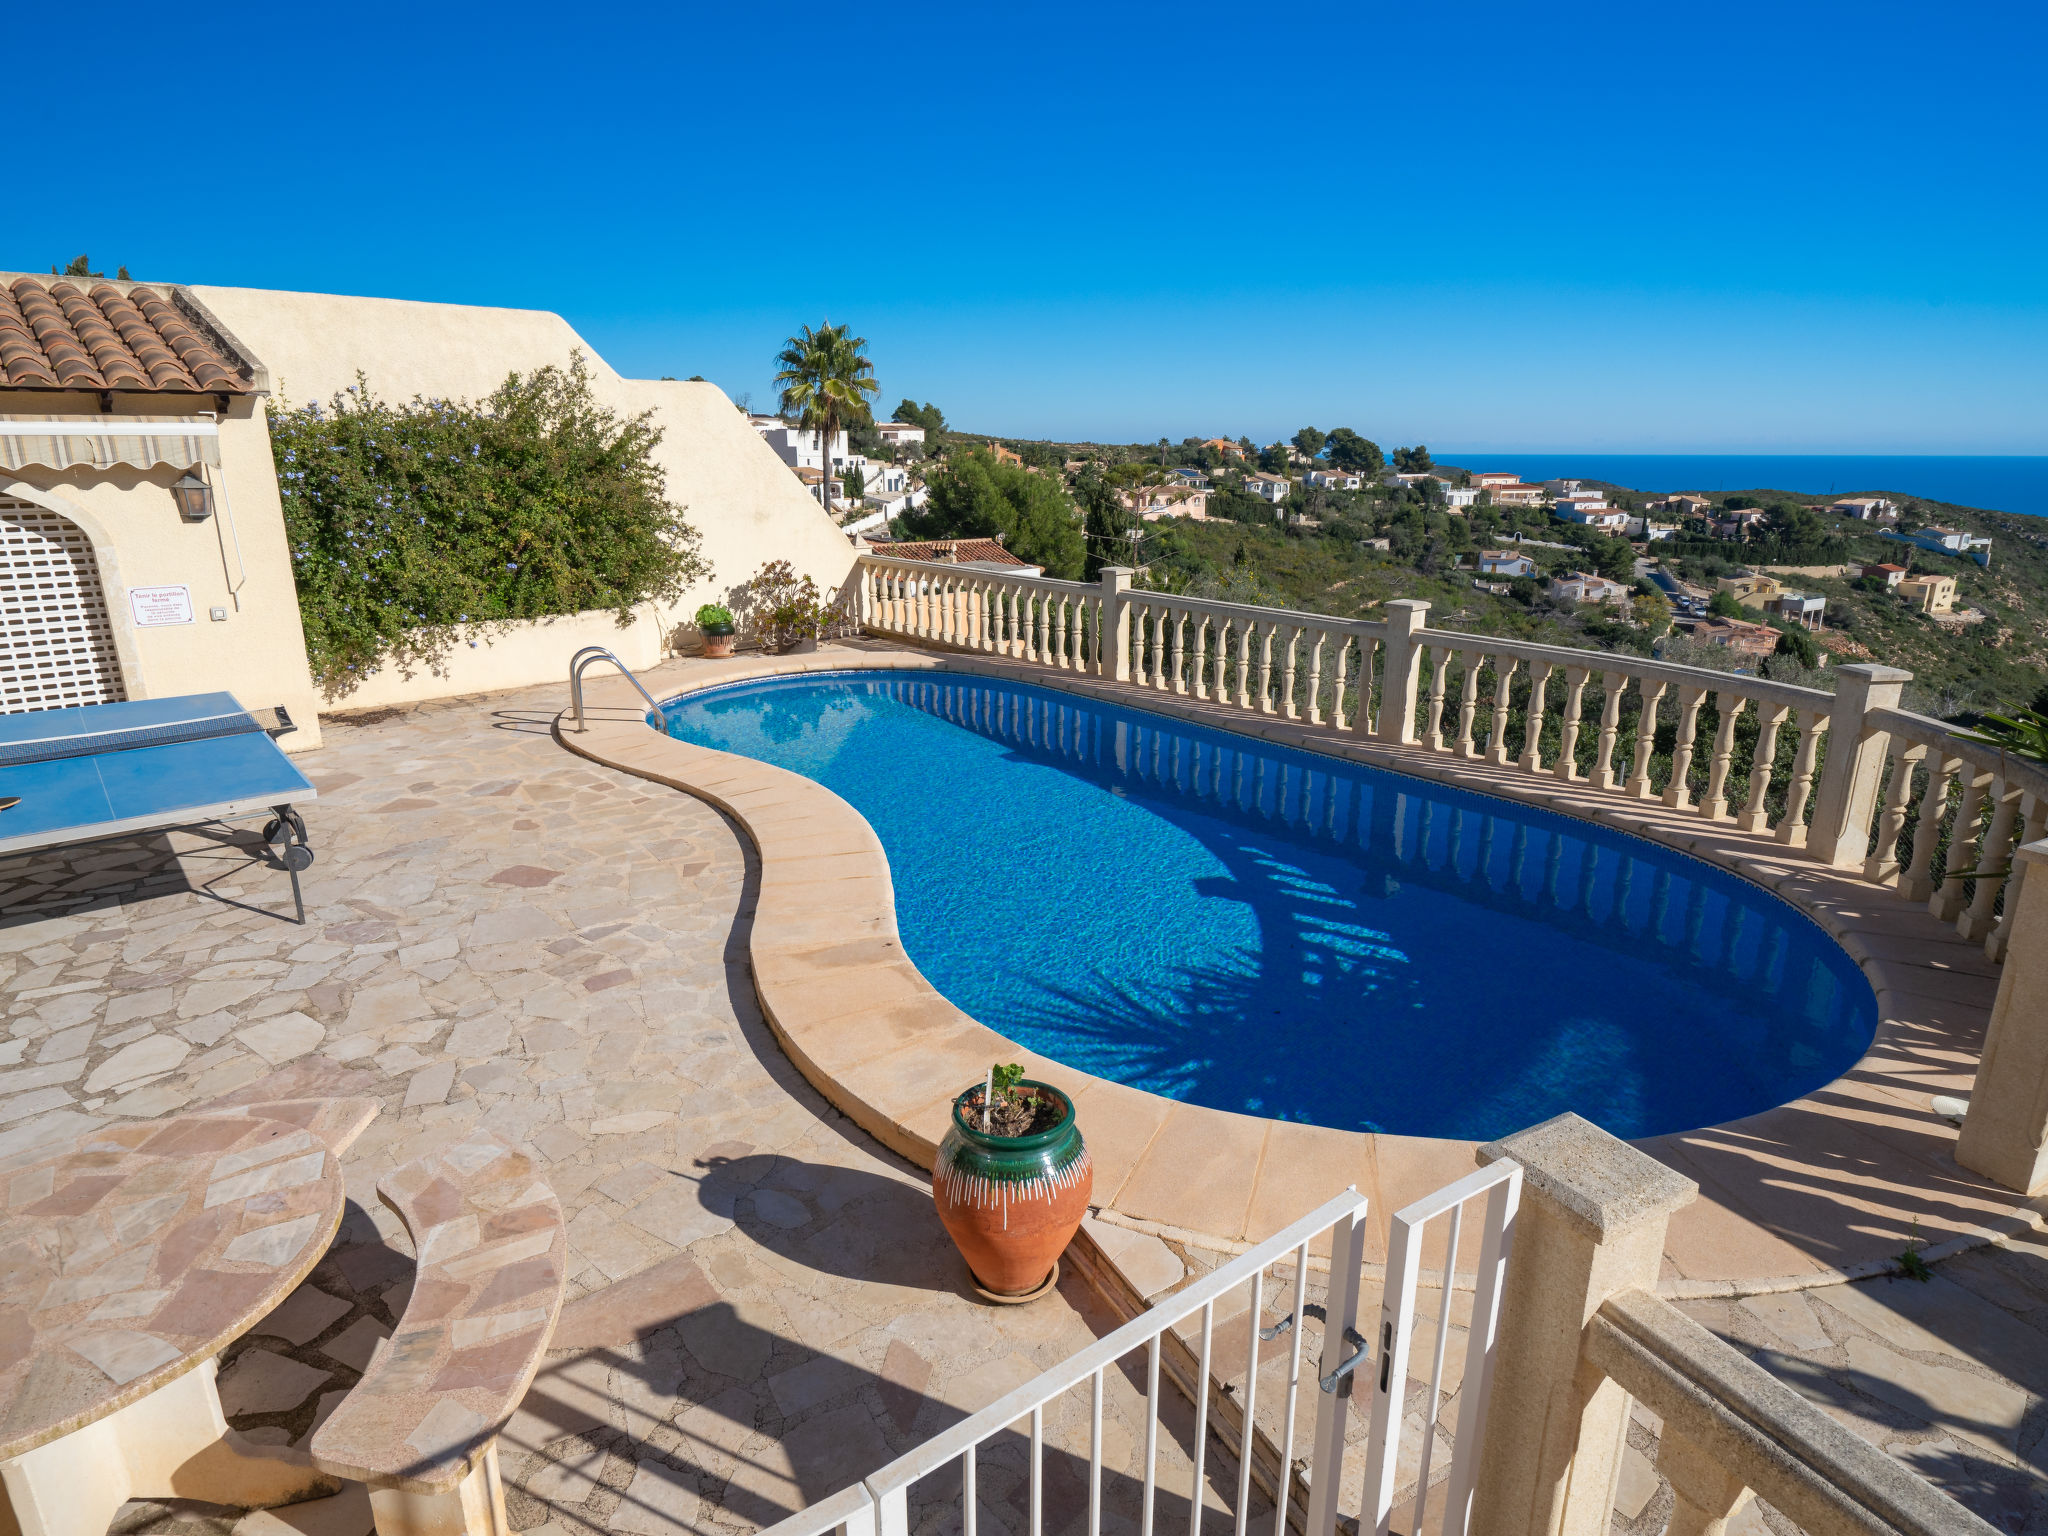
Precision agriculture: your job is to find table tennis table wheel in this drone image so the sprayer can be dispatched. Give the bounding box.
[283,844,315,873]
[261,817,285,845]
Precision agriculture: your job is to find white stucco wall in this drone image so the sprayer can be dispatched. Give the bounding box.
[331,606,671,712]
[189,286,861,634]
[3,394,327,750]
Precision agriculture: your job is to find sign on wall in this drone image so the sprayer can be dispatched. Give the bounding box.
[128,585,195,627]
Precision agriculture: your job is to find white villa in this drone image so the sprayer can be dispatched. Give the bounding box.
[1244,471,1292,505]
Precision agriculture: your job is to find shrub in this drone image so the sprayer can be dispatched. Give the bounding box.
[274,354,707,698]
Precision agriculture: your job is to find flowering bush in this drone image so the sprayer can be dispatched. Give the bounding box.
[273,354,707,697]
[740,559,846,648]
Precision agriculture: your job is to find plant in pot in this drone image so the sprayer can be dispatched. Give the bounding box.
[696,603,736,658]
[933,1062,1091,1302]
[743,559,839,655]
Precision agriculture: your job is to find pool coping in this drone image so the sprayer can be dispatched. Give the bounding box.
[559,641,2044,1299]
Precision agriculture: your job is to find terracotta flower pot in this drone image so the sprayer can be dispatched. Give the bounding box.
[933,1081,1091,1299]
[701,629,735,658]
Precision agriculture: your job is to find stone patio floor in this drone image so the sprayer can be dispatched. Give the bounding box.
[1,669,2043,1536]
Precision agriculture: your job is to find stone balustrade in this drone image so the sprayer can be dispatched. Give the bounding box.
[1471,1115,1998,1536]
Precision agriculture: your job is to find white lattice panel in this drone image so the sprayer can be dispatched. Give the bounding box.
[0,496,128,713]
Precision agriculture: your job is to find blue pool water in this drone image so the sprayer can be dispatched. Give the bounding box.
[662,671,1877,1142]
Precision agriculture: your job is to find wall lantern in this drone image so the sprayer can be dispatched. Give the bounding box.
[173,470,214,522]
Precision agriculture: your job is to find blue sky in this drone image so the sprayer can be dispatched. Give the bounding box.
[9,1,2045,450]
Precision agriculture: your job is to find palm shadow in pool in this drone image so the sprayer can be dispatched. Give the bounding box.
[997,794,1801,1142]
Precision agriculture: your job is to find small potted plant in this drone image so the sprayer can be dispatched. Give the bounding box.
[932,1063,1091,1302]
[745,559,838,654]
[696,603,736,658]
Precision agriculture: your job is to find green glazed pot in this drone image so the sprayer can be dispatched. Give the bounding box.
[932,1080,1092,1297]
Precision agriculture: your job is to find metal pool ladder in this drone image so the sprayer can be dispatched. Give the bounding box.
[568,646,665,733]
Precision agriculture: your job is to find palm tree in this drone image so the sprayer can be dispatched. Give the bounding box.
[774,323,878,519]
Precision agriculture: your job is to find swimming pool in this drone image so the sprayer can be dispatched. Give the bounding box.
[662,669,1877,1142]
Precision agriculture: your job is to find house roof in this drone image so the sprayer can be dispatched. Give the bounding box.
[0,276,257,394]
[867,537,1032,567]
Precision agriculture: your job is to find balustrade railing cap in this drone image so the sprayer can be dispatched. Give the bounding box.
[2020,837,2048,870]
[1480,1112,1697,1239]
[1836,663,1914,682]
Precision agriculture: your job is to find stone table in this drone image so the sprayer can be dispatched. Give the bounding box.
[0,1111,353,1536]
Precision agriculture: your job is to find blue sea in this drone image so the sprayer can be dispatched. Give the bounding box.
[1430,454,2048,517]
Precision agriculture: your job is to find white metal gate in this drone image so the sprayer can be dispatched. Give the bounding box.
[0,496,126,713]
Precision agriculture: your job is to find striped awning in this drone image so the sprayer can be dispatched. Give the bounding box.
[0,415,220,472]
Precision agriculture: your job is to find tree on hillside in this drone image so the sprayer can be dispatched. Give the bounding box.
[1392,445,1434,473]
[1260,442,1291,473]
[775,323,878,516]
[1765,501,1827,545]
[1292,426,1326,459]
[901,450,1086,576]
[892,399,946,435]
[1708,588,1745,619]
[1076,467,1139,579]
[1324,429,1384,474]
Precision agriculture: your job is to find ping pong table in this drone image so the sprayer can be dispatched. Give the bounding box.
[0,692,318,923]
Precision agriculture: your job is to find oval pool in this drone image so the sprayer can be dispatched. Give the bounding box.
[662,670,1877,1141]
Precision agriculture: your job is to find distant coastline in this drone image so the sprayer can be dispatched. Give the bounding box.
[1429,454,2048,518]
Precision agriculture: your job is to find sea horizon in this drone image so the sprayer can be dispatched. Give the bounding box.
[1427,453,2048,518]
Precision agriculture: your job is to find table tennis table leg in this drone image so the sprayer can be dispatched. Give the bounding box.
[267,804,312,924]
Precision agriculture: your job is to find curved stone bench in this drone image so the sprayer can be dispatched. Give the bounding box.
[310,1134,565,1536]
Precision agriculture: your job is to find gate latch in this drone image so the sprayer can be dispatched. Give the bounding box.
[1319,1328,1370,1393]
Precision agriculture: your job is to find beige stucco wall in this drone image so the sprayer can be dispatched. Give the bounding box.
[333,605,671,712]
[189,285,861,634]
[2,393,326,750]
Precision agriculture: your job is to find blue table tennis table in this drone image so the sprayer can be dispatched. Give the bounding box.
[0,692,317,923]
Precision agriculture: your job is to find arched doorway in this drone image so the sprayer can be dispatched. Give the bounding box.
[0,494,128,712]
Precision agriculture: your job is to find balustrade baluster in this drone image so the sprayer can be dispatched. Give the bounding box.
[1931,768,1992,923]
[1056,596,1073,669]
[1959,779,2024,942]
[1700,691,1748,820]
[1592,670,1627,788]
[1256,624,1278,715]
[1281,627,1302,720]
[1425,647,1452,752]
[1556,667,1589,781]
[1163,608,1182,692]
[1738,705,1790,832]
[1329,637,1350,729]
[1233,622,1253,709]
[1863,742,1925,881]
[1190,618,1210,701]
[1520,661,1553,774]
[1353,636,1379,736]
[1902,754,1962,900]
[1663,685,1708,809]
[1486,658,1518,766]
[1775,710,1827,845]
[1455,654,1483,759]
[1989,794,2048,962]
[1305,631,1327,725]
[1626,680,1667,799]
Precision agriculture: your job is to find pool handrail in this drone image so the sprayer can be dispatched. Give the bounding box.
[567,646,664,733]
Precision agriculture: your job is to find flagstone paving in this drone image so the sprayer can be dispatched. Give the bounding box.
[3,664,2045,1536]
[0,682,1266,1536]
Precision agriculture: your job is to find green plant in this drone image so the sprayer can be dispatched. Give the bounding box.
[775,322,878,514]
[274,354,706,698]
[1897,1220,1932,1281]
[990,1062,1026,1105]
[1956,706,2048,765]
[743,559,839,646]
[695,603,734,629]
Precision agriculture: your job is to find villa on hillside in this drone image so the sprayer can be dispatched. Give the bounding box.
[1201,437,1247,460]
[1899,571,1958,613]
[1885,524,1993,565]
[859,534,1041,575]
[1555,502,1631,531]
[1549,570,1631,606]
[875,420,926,448]
[1477,549,1538,577]
[1682,612,1782,658]
[1304,467,1366,491]
[1244,471,1292,505]
[1832,495,1896,520]
[1119,483,1210,521]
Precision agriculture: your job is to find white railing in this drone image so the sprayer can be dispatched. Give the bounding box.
[1847,706,2048,962]
[754,1171,1524,1536]
[1360,1162,1521,1536]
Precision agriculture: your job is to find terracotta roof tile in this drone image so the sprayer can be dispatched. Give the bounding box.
[868,537,1032,567]
[0,277,253,394]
